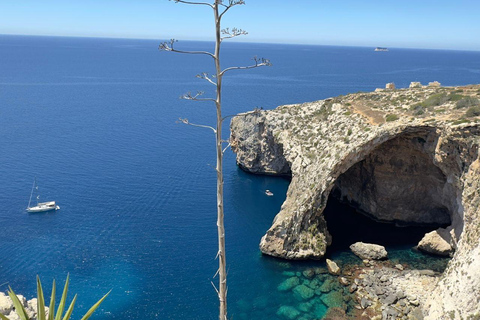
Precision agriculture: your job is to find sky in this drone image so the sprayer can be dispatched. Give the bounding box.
[1,0,480,51]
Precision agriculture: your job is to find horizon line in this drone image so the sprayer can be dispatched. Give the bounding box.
[1,33,479,53]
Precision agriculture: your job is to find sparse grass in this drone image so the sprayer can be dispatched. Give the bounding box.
[452,118,470,125]
[410,104,425,115]
[421,93,449,107]
[465,106,480,118]
[457,96,480,109]
[385,114,399,122]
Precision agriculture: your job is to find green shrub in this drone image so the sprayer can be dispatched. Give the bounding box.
[385,114,399,122]
[465,106,480,118]
[456,97,480,109]
[447,93,464,101]
[452,118,470,125]
[410,104,425,115]
[421,93,448,107]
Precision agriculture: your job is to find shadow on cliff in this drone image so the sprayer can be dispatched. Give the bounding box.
[322,195,443,255]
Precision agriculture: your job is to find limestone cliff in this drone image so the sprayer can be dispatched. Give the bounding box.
[230,84,480,318]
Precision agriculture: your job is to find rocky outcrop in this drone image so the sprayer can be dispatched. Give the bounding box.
[230,84,480,318]
[350,242,388,260]
[0,292,46,320]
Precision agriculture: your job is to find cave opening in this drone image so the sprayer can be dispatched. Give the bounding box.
[322,129,456,257]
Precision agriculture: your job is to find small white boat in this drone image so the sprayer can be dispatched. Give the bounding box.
[265,189,274,196]
[26,178,60,213]
[374,47,388,52]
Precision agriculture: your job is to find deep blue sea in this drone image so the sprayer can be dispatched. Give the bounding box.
[1,35,479,319]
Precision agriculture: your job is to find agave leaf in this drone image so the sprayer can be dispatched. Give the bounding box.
[37,276,46,320]
[48,279,56,320]
[61,294,77,320]
[55,274,69,320]
[0,313,10,320]
[79,290,111,320]
[7,286,29,320]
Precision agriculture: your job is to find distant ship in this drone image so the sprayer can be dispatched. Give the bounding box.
[375,47,388,52]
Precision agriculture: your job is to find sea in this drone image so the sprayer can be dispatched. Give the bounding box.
[1,35,479,320]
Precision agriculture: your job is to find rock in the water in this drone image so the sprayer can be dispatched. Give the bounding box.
[298,302,312,313]
[339,277,349,286]
[293,284,315,301]
[326,259,340,275]
[395,264,404,271]
[276,305,301,320]
[302,268,315,279]
[417,228,454,256]
[278,277,300,291]
[321,290,345,309]
[319,278,338,293]
[350,242,388,260]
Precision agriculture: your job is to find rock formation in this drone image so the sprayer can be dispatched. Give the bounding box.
[230,84,480,318]
[417,227,455,256]
[350,242,388,260]
[0,292,46,320]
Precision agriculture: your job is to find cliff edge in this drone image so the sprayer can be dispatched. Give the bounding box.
[230,84,480,319]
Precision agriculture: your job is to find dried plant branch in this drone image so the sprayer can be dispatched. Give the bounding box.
[180,91,216,102]
[170,0,213,8]
[177,118,216,133]
[220,56,272,76]
[211,281,220,295]
[222,142,231,154]
[220,27,248,41]
[218,0,245,19]
[196,72,217,86]
[159,39,215,59]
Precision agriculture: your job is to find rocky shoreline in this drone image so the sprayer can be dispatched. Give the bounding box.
[0,292,46,320]
[230,83,480,318]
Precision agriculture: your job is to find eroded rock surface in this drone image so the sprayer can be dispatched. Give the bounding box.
[230,84,480,318]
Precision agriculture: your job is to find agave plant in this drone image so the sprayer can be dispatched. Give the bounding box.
[0,275,110,320]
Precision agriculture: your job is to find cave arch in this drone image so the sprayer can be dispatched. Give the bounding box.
[331,129,454,226]
[322,127,461,254]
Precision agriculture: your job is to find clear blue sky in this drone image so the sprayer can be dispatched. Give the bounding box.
[1,0,479,50]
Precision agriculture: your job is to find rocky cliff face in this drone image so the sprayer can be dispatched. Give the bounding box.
[230,84,480,318]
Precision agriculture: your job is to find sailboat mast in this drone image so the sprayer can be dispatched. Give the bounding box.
[27,178,36,209]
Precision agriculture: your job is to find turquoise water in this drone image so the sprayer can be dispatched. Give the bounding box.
[0,35,470,319]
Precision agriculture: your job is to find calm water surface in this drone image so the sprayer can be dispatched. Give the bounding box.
[0,35,477,319]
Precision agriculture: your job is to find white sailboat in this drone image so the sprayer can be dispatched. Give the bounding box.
[26,178,60,213]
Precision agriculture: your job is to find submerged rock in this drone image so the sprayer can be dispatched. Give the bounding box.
[293,284,315,301]
[302,268,315,279]
[319,278,339,293]
[276,305,301,320]
[278,277,300,291]
[350,242,388,260]
[321,290,345,309]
